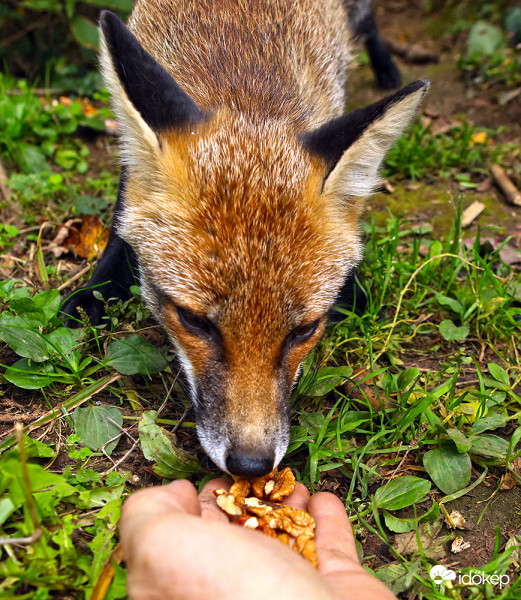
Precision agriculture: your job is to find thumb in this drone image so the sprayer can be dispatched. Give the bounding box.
[308,492,396,600]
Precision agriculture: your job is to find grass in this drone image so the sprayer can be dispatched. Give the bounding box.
[0,63,520,599]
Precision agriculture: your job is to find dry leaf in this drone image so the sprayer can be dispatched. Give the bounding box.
[451,536,471,553]
[62,215,109,259]
[445,510,472,530]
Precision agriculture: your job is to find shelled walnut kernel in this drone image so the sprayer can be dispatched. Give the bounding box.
[214,467,318,568]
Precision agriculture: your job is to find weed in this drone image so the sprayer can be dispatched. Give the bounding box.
[384,120,501,180]
[0,73,111,174]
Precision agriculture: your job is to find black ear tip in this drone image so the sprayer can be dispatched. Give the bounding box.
[406,79,431,94]
[99,10,123,37]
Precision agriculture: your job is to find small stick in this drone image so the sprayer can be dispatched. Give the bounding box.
[57,264,92,291]
[491,164,521,207]
[88,543,124,600]
[461,200,485,228]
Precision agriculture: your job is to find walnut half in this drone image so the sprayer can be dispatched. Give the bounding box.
[214,467,318,568]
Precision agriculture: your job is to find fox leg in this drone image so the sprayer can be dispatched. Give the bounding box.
[344,0,402,89]
[60,168,138,326]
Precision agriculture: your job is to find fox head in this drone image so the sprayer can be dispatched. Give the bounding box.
[99,11,429,477]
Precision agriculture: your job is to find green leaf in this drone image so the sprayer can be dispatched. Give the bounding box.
[447,428,472,453]
[423,447,471,495]
[104,335,168,376]
[74,195,108,215]
[138,411,204,479]
[8,298,49,327]
[20,144,50,173]
[22,436,56,458]
[3,358,56,389]
[396,367,420,391]
[467,21,504,58]
[33,289,61,322]
[0,323,50,361]
[470,412,508,435]
[439,319,469,341]
[305,365,353,397]
[70,16,99,49]
[0,497,16,526]
[77,485,124,509]
[470,434,509,459]
[383,500,440,533]
[487,363,510,385]
[73,405,123,455]
[436,294,464,317]
[375,476,431,510]
[44,327,83,357]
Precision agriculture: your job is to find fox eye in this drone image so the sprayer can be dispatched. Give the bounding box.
[287,319,320,345]
[177,306,218,340]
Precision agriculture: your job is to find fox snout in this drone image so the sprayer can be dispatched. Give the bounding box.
[187,349,294,478]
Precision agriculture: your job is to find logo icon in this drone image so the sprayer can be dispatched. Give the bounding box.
[430,565,457,585]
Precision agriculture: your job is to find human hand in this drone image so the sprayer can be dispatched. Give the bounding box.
[119,478,396,600]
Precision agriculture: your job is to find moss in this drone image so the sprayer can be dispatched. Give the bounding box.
[365,182,520,238]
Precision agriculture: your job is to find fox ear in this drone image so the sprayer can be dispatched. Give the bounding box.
[99,11,207,168]
[302,80,429,214]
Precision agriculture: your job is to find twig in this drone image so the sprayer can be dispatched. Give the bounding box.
[0,374,122,453]
[461,200,485,228]
[491,164,521,207]
[57,264,92,292]
[0,414,34,423]
[88,543,124,600]
[101,439,140,476]
[5,87,68,96]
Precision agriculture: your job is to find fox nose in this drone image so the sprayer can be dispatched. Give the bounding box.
[226,449,274,478]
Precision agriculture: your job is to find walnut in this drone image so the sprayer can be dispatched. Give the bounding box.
[243,496,274,518]
[267,506,315,538]
[229,478,251,506]
[277,532,291,546]
[294,535,318,568]
[214,467,318,568]
[215,491,243,516]
[251,468,278,498]
[229,478,251,500]
[233,514,260,529]
[267,467,296,502]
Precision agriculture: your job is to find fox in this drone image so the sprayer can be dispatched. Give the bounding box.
[62,0,428,478]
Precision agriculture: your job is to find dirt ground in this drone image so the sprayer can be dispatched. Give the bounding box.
[352,1,521,241]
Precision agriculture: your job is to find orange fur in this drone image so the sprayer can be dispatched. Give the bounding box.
[99,0,427,471]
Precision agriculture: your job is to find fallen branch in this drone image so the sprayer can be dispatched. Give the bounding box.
[491,164,521,207]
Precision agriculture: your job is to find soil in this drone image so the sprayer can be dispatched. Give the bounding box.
[350,1,521,241]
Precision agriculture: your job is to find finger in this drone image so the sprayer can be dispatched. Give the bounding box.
[122,479,201,524]
[199,477,233,521]
[120,480,201,552]
[307,492,360,573]
[284,481,310,510]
